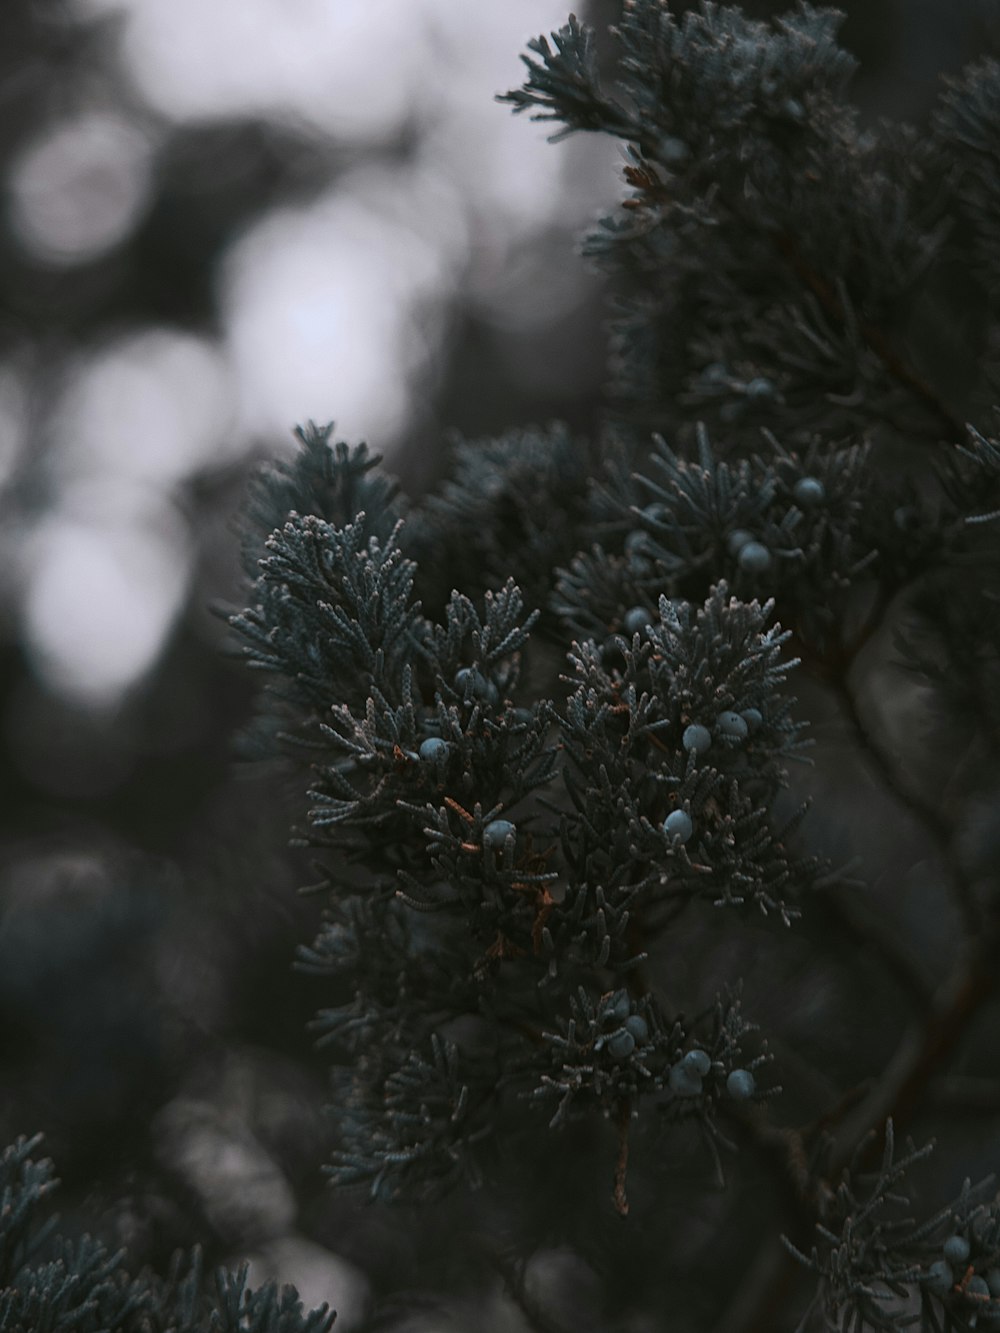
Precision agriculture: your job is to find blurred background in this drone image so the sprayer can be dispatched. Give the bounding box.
[0,0,997,1325]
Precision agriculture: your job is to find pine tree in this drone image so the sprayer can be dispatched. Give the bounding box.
[9,3,1000,1331]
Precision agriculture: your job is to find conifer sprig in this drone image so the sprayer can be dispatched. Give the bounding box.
[0,1137,336,1332]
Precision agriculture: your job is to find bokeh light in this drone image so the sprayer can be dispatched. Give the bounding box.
[82,0,427,139]
[69,0,579,147]
[3,0,619,707]
[23,506,191,706]
[52,329,235,487]
[0,0,619,710]
[220,167,468,444]
[6,111,155,267]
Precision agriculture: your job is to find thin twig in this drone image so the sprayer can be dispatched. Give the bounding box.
[613,1099,631,1217]
[773,232,966,444]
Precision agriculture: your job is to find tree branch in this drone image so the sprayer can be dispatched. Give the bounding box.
[773,232,966,445]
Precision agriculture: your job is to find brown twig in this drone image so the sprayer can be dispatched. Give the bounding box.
[613,1099,631,1217]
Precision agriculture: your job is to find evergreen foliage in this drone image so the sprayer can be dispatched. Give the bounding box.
[217,5,1000,1327]
[75,2,1000,1328]
[0,1135,336,1332]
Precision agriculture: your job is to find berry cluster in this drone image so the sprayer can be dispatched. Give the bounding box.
[922,1230,1000,1319]
[537,985,768,1140]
